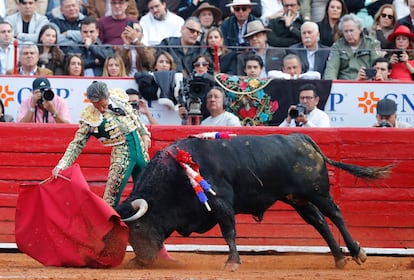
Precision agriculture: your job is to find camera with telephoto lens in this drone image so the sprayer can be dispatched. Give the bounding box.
[179,73,214,117]
[37,88,55,105]
[376,120,392,128]
[289,104,308,118]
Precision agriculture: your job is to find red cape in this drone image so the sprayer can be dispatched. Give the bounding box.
[15,164,129,268]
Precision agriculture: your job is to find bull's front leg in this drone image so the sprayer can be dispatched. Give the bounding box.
[213,200,240,271]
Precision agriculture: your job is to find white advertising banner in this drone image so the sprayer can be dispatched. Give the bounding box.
[1,76,413,127]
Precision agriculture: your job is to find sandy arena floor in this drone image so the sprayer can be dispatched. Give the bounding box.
[0,252,413,280]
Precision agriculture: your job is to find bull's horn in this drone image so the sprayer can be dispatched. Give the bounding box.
[121,199,148,222]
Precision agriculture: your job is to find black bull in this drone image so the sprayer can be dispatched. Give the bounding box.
[117,133,392,270]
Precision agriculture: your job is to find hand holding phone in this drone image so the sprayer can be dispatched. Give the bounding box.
[365,68,377,80]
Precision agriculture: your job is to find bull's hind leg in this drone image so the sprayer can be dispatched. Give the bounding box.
[310,195,366,266]
[284,200,347,268]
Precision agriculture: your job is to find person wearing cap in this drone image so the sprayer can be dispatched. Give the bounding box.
[387,25,414,81]
[17,77,71,123]
[323,13,381,80]
[189,2,222,45]
[267,0,304,47]
[236,19,285,77]
[126,88,158,125]
[286,21,330,77]
[374,98,411,128]
[220,0,257,50]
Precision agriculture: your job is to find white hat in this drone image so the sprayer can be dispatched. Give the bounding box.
[226,0,258,7]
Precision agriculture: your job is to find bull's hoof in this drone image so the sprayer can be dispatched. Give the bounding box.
[352,247,367,265]
[223,261,240,272]
[335,256,347,269]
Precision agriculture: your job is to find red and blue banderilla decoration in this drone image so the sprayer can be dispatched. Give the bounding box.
[168,148,217,211]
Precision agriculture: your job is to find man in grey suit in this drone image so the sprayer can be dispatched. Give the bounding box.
[237,19,285,78]
[286,21,329,76]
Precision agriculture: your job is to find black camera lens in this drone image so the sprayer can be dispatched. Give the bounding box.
[289,108,299,118]
[42,89,54,101]
[130,101,139,110]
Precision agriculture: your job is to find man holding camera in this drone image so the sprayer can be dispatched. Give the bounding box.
[279,83,330,127]
[373,98,411,128]
[17,77,71,123]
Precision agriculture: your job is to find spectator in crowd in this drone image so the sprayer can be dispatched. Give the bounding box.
[102,53,128,77]
[6,0,47,16]
[279,83,330,127]
[140,0,184,46]
[37,23,65,75]
[260,0,283,25]
[287,21,330,77]
[387,25,414,81]
[5,0,49,43]
[301,0,328,22]
[126,87,158,125]
[317,0,347,46]
[118,21,154,76]
[192,54,213,76]
[87,0,138,20]
[66,16,114,76]
[64,53,84,75]
[374,98,411,128]
[7,42,53,75]
[190,2,222,45]
[49,0,85,51]
[157,16,205,77]
[200,86,241,126]
[267,0,303,47]
[205,27,237,75]
[242,53,263,78]
[237,20,285,77]
[323,13,381,80]
[17,77,71,123]
[97,0,138,45]
[220,0,257,50]
[269,53,321,79]
[0,20,15,75]
[370,4,396,51]
[397,0,414,32]
[356,57,392,81]
[152,50,175,71]
[218,0,262,20]
[0,98,14,122]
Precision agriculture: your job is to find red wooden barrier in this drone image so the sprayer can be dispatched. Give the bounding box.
[0,124,413,250]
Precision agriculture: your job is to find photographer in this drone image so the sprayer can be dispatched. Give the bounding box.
[279,83,330,127]
[373,98,411,128]
[17,77,71,123]
[357,58,392,81]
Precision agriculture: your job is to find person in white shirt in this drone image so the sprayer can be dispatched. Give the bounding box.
[201,87,241,127]
[279,83,330,127]
[0,21,15,75]
[140,0,184,46]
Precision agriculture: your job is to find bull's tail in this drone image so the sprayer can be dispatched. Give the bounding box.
[298,134,394,180]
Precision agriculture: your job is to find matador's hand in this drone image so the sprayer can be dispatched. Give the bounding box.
[52,166,61,179]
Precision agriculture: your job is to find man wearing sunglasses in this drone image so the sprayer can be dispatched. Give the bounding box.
[267,0,303,47]
[221,0,257,50]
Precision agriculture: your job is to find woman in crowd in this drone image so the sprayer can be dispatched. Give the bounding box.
[192,55,213,76]
[152,51,177,71]
[64,54,84,76]
[205,27,237,75]
[37,24,65,75]
[370,4,396,50]
[317,0,348,46]
[102,54,128,77]
[387,25,414,81]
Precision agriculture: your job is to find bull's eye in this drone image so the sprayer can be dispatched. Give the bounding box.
[133,223,141,230]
